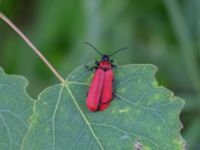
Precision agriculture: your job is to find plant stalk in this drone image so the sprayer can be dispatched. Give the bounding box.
[0,12,65,84]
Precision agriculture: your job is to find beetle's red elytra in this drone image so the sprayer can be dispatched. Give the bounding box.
[85,42,127,112]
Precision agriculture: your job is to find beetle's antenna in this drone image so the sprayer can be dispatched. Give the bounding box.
[109,47,128,57]
[84,42,103,56]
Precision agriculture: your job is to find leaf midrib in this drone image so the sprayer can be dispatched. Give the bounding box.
[65,83,105,150]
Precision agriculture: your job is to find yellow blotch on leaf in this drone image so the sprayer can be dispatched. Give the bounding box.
[31,113,38,125]
[43,101,48,105]
[111,109,116,114]
[143,146,151,150]
[152,81,158,87]
[119,107,130,113]
[119,87,126,93]
[45,127,50,133]
[153,94,161,100]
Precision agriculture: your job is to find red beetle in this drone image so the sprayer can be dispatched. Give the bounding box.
[85,42,127,112]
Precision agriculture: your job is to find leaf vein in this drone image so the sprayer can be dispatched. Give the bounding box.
[91,123,160,148]
[52,85,65,150]
[0,113,12,150]
[68,81,90,86]
[66,85,105,150]
[71,125,86,150]
[0,109,28,128]
[29,118,52,150]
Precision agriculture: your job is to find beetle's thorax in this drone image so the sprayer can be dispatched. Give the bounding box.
[99,60,112,71]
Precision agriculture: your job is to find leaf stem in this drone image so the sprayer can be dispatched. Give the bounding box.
[0,12,65,84]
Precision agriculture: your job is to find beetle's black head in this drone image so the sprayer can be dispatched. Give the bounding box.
[101,55,110,61]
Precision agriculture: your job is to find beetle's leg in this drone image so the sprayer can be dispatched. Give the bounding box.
[84,64,98,71]
[85,60,99,71]
[95,60,100,66]
[110,59,117,68]
[112,79,116,97]
[84,64,91,71]
[86,91,88,96]
[111,64,117,68]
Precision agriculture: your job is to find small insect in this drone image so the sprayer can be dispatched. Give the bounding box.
[85,42,127,112]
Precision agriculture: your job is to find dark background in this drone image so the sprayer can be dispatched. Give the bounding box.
[0,0,200,149]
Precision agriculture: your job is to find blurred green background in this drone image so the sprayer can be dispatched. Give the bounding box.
[0,0,200,149]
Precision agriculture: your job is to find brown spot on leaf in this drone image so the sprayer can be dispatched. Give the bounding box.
[134,139,144,150]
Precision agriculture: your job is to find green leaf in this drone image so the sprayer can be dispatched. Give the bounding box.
[0,64,185,150]
[0,68,33,150]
